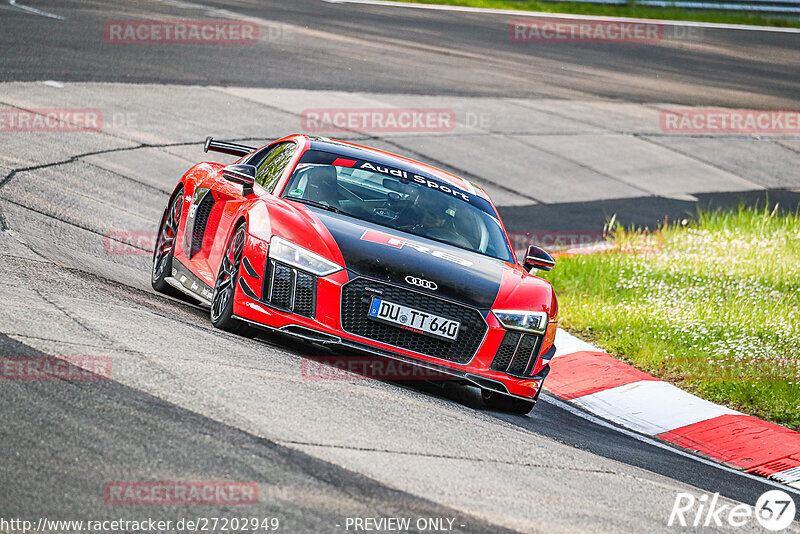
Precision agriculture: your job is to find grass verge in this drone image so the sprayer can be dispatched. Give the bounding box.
[386,0,800,28]
[540,204,800,430]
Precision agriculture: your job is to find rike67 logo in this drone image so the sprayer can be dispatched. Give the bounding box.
[669,490,796,531]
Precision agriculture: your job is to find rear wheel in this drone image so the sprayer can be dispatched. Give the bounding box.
[210,224,257,338]
[482,389,537,415]
[152,189,185,298]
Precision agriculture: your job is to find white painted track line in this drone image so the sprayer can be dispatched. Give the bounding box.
[322,0,800,33]
[7,0,64,20]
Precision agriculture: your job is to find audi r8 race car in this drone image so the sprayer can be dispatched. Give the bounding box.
[152,134,558,414]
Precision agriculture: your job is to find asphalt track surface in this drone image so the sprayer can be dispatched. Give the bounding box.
[2,0,799,107]
[1,1,799,533]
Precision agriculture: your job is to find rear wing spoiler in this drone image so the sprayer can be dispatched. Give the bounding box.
[204,136,256,158]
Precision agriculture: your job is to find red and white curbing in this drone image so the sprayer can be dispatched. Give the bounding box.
[549,329,800,489]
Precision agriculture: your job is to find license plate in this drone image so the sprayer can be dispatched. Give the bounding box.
[368,298,460,342]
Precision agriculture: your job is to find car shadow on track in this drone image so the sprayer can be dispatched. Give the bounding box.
[278,339,498,412]
[161,308,792,507]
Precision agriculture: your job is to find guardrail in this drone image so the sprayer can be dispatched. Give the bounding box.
[544,0,800,13]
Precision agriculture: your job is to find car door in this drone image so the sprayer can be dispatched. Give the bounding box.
[185,142,300,285]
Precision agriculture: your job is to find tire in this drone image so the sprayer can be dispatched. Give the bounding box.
[152,188,186,299]
[210,223,258,338]
[482,389,537,415]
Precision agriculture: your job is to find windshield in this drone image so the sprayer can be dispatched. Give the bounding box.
[280,151,514,262]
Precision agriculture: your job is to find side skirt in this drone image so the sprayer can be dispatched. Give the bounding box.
[165,258,214,306]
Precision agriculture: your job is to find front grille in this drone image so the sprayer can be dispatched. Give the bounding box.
[491,331,542,377]
[340,277,488,364]
[190,193,215,258]
[490,332,521,371]
[294,272,316,316]
[262,260,316,318]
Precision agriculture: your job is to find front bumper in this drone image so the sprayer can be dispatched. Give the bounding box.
[233,234,553,401]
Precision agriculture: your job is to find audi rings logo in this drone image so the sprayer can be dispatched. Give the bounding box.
[405,276,438,290]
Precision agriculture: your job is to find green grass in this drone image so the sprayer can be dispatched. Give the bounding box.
[540,204,800,430]
[388,0,800,28]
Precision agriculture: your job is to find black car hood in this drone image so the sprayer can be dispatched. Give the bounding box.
[312,208,505,309]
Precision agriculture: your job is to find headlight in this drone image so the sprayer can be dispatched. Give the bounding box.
[269,236,343,276]
[492,310,548,335]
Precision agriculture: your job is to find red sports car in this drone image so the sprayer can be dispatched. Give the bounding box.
[152,134,558,414]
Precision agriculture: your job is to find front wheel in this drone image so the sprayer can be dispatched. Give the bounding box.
[210,224,257,338]
[482,389,537,415]
[152,189,185,298]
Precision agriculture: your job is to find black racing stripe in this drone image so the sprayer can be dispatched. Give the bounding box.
[311,208,504,309]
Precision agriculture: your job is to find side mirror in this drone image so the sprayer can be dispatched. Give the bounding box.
[222,164,256,196]
[522,245,555,272]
